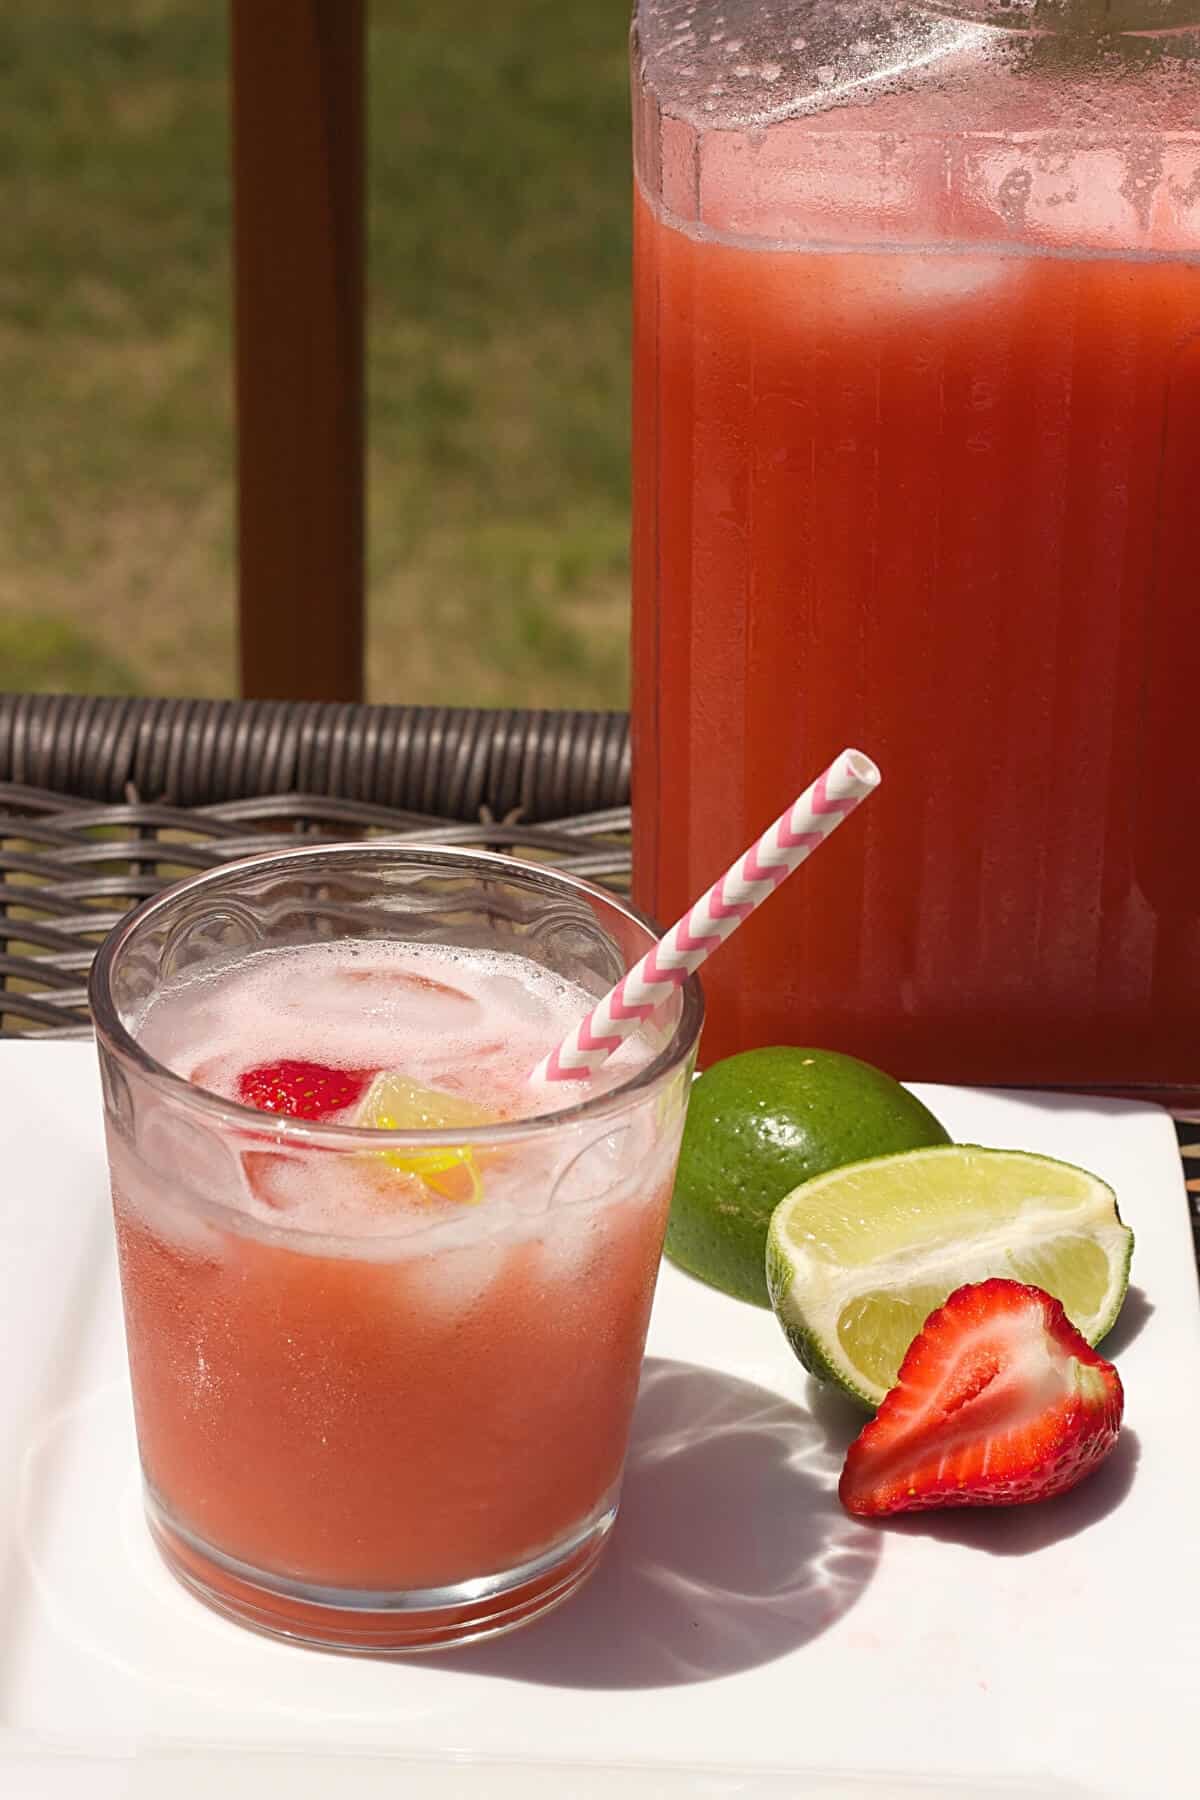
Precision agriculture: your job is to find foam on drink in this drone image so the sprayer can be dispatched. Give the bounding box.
[125,940,662,1246]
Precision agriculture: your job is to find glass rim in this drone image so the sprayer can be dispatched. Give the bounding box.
[88,839,705,1151]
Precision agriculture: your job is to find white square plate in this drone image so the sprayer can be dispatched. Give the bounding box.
[2,1043,1197,1798]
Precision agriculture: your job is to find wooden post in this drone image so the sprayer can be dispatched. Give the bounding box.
[230,0,365,702]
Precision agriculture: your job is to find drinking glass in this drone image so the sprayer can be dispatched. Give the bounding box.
[90,844,702,1652]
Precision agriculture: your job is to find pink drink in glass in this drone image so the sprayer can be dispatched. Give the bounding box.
[92,848,701,1651]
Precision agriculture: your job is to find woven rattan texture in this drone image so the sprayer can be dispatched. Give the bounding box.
[0,693,630,821]
[0,786,632,1038]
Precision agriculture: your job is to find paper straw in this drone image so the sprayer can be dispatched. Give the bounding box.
[535,747,881,1085]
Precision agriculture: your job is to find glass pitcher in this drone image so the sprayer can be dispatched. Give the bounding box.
[631,0,1200,1101]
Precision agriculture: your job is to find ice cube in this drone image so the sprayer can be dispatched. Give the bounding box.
[188,1053,240,1099]
[548,1125,635,1208]
[535,1202,604,1285]
[242,1150,293,1211]
[404,1238,504,1318]
[243,1145,433,1229]
[481,971,553,1030]
[108,1132,228,1260]
[343,965,481,1035]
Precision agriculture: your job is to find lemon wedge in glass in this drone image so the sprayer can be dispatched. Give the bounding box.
[355,1073,494,1205]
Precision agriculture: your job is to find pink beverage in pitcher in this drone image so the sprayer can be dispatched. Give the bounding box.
[91,846,701,1652]
[632,0,1200,1095]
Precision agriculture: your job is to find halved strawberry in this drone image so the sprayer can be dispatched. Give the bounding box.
[838,1278,1124,1517]
[236,1059,372,1122]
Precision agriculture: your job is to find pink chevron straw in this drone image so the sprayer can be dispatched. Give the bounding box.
[535,747,880,1085]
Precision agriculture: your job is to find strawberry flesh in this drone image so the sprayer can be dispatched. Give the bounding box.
[236,1059,372,1122]
[839,1278,1124,1517]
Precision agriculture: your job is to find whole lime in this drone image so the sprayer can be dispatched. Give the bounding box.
[665,1046,951,1307]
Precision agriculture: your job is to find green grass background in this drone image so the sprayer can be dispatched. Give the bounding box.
[0,0,634,706]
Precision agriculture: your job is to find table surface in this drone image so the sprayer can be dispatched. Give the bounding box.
[4,1052,1197,1798]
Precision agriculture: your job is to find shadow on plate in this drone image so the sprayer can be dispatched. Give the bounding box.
[883,1427,1141,1555]
[1098,1283,1153,1357]
[446,1356,879,1690]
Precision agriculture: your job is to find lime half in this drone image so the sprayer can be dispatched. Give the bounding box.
[765,1144,1134,1408]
